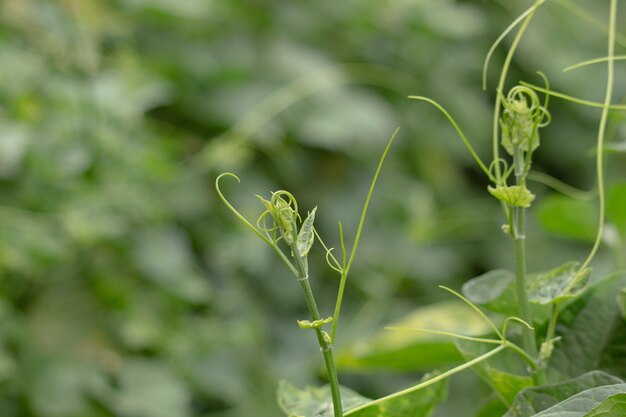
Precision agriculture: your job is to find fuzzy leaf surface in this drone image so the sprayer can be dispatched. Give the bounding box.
[455,339,531,405]
[345,372,447,417]
[278,375,447,417]
[504,371,623,417]
[336,301,492,371]
[527,261,590,305]
[583,393,626,416]
[277,380,369,417]
[548,273,626,381]
[529,384,626,417]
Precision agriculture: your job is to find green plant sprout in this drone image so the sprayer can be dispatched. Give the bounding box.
[217,1,626,416]
[216,129,399,417]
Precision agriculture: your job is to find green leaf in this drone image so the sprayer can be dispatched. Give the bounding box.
[297,207,317,257]
[474,396,509,417]
[111,360,191,417]
[527,261,590,305]
[30,361,109,417]
[488,185,535,208]
[548,273,626,381]
[618,288,626,320]
[336,301,493,371]
[462,270,518,314]
[528,384,626,417]
[345,376,447,417]
[277,380,369,417]
[535,195,597,242]
[583,393,626,417]
[462,269,560,320]
[455,339,532,405]
[134,228,212,303]
[504,371,623,417]
[277,373,447,417]
[607,182,626,234]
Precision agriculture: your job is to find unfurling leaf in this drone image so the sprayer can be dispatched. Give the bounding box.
[297,316,332,330]
[488,185,535,208]
[297,207,317,257]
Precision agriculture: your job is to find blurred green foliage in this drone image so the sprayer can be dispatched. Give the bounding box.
[0,0,624,416]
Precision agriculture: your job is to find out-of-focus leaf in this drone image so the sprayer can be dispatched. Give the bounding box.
[474,397,508,417]
[30,361,109,417]
[503,371,623,417]
[277,380,369,417]
[462,270,517,314]
[278,373,447,417]
[455,339,531,405]
[295,89,397,155]
[0,125,29,178]
[462,267,574,320]
[345,372,447,417]
[607,183,626,234]
[525,384,626,417]
[618,288,626,320]
[336,301,492,371]
[535,195,597,242]
[134,228,211,303]
[583,393,626,416]
[111,360,190,417]
[548,273,626,381]
[527,262,590,305]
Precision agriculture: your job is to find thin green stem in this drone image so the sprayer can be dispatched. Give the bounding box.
[513,206,536,356]
[439,286,503,339]
[511,149,543,384]
[579,0,617,275]
[519,82,626,110]
[546,303,559,342]
[408,96,492,179]
[563,55,626,73]
[527,171,595,201]
[385,327,502,345]
[290,242,343,417]
[343,344,507,416]
[482,0,546,90]
[331,129,398,342]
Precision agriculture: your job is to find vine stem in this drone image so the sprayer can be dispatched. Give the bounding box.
[512,149,543,385]
[578,0,616,274]
[290,243,343,417]
[344,344,506,416]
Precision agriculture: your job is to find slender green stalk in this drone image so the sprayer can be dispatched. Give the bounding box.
[579,0,617,274]
[563,55,626,73]
[290,243,343,417]
[518,82,626,110]
[511,150,543,384]
[331,129,398,342]
[344,344,507,415]
[546,303,559,342]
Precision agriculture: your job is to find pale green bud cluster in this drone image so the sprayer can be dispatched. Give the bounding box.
[500,95,539,155]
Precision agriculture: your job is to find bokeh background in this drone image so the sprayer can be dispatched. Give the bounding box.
[0,0,625,416]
